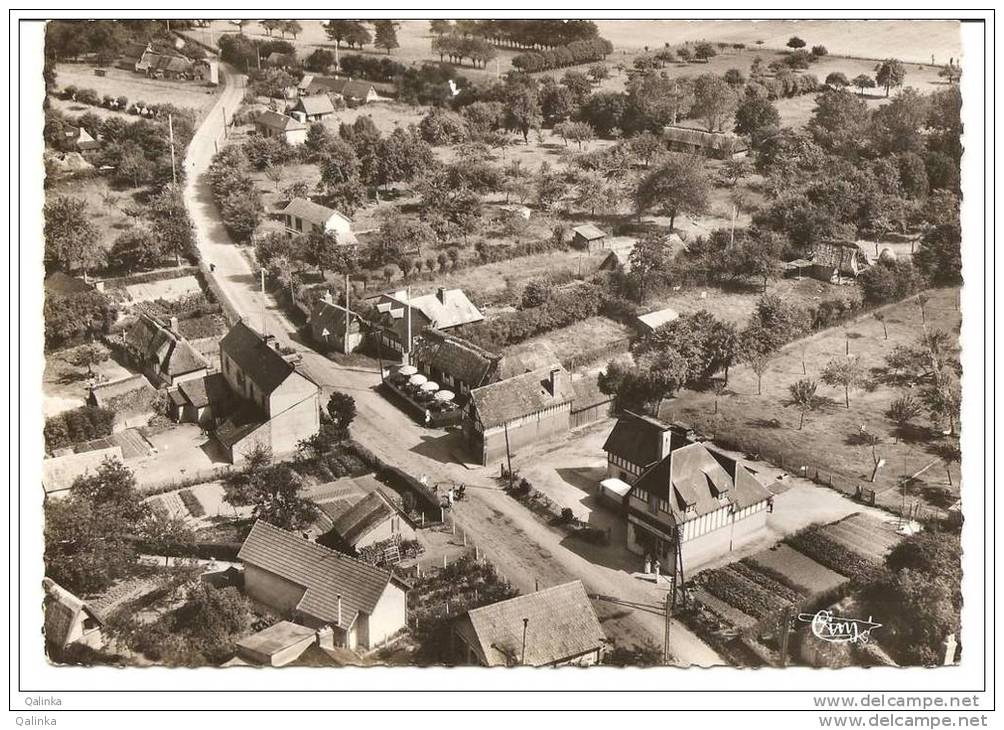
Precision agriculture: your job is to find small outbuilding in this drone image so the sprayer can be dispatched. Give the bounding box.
[572,224,608,253]
[635,307,680,334]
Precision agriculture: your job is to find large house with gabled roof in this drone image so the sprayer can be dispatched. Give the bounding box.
[213,320,320,462]
[254,110,308,146]
[621,425,774,574]
[281,197,355,243]
[237,520,409,650]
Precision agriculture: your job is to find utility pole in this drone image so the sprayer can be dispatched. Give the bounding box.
[663,591,672,665]
[503,421,514,489]
[260,268,267,338]
[222,104,228,139]
[520,618,529,665]
[779,604,793,667]
[167,114,178,186]
[344,273,351,355]
[405,286,412,365]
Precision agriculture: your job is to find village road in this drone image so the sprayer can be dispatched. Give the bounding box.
[183,67,723,666]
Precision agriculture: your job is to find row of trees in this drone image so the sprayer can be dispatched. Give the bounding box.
[434,19,601,50]
[206,146,263,243]
[510,38,614,73]
[322,19,400,54]
[431,33,497,68]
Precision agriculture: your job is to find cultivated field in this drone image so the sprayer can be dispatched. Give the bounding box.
[662,286,962,514]
[53,63,220,117]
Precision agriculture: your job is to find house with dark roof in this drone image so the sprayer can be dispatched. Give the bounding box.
[122,313,210,387]
[167,372,233,428]
[411,328,503,399]
[603,412,678,485]
[292,94,336,121]
[453,581,606,666]
[281,197,354,242]
[238,520,409,650]
[572,224,608,253]
[254,110,308,146]
[43,578,105,655]
[662,125,749,159]
[464,365,576,466]
[623,430,774,574]
[216,320,320,462]
[309,294,364,355]
[315,489,416,553]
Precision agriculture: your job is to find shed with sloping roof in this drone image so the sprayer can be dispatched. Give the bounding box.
[453,581,606,666]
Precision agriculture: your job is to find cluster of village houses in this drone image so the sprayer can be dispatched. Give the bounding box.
[41,37,878,665]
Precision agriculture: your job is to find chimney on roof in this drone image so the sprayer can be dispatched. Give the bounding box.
[336,595,342,627]
[437,286,447,303]
[316,625,335,650]
[547,367,564,397]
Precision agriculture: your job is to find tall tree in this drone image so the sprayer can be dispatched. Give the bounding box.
[635,153,710,230]
[373,20,399,54]
[692,73,739,132]
[44,196,101,273]
[821,356,867,408]
[786,378,821,430]
[875,58,907,97]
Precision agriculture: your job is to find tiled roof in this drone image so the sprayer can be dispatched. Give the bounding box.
[631,434,773,523]
[43,578,102,650]
[602,411,673,469]
[295,94,336,117]
[219,320,296,395]
[282,197,347,228]
[42,447,123,495]
[310,300,361,342]
[325,492,395,547]
[394,288,483,330]
[89,374,155,410]
[178,372,231,410]
[255,110,306,132]
[470,365,575,430]
[238,520,398,629]
[572,224,606,241]
[125,313,209,379]
[571,375,613,411]
[811,242,862,274]
[458,581,605,667]
[412,329,500,388]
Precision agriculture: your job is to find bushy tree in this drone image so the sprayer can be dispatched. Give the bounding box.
[44,196,101,274]
[786,378,821,429]
[635,153,710,230]
[875,58,907,97]
[692,73,739,132]
[326,391,357,430]
[821,355,866,408]
[223,458,318,531]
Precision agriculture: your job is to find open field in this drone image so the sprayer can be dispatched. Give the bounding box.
[190,19,960,81]
[42,343,133,417]
[53,63,219,117]
[662,287,962,513]
[514,315,632,368]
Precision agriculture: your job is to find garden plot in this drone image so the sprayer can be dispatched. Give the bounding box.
[123,274,202,304]
[749,543,848,596]
[820,513,903,561]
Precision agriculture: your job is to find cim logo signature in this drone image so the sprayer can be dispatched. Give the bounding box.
[798,610,882,644]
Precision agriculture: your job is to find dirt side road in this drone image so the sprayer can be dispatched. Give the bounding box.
[183,68,722,666]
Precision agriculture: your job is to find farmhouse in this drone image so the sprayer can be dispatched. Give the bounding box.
[64,126,100,156]
[117,41,153,71]
[42,447,123,500]
[291,94,336,121]
[281,198,355,242]
[662,125,749,159]
[572,223,607,253]
[623,430,774,574]
[464,365,575,466]
[238,520,410,650]
[309,295,364,355]
[254,110,308,146]
[636,306,680,334]
[453,581,605,667]
[123,313,210,387]
[214,320,320,463]
[87,374,159,430]
[411,328,503,398]
[43,578,105,655]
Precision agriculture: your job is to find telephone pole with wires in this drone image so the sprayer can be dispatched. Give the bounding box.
[167,113,177,186]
